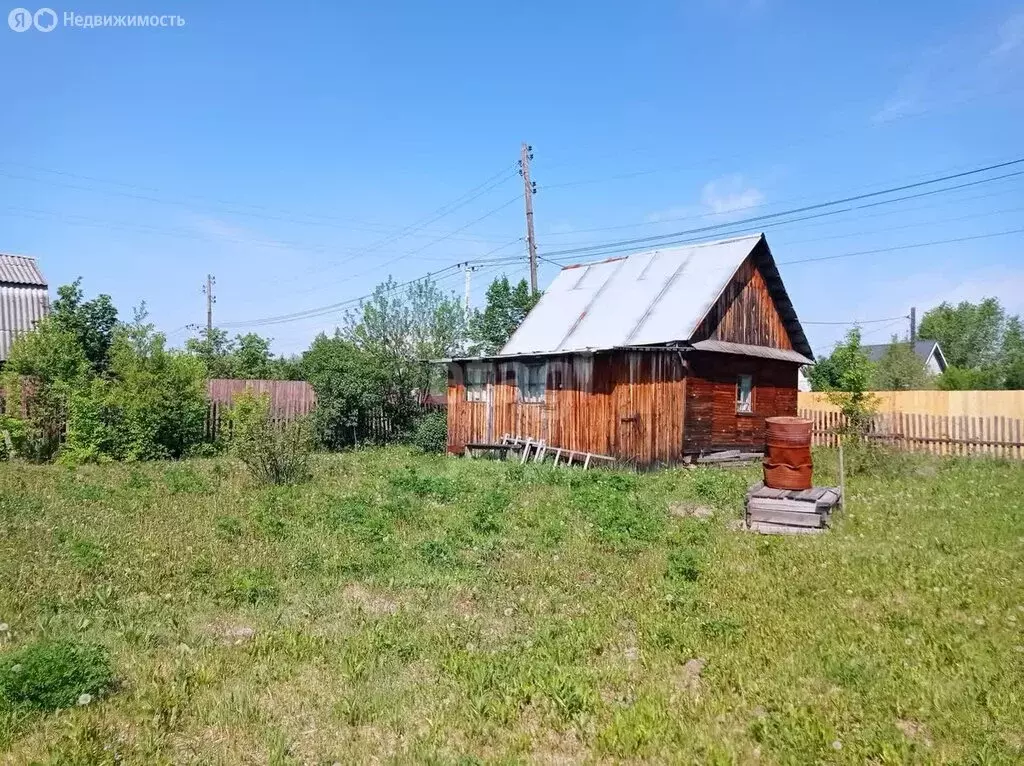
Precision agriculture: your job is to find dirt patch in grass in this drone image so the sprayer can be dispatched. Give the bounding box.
[342,583,399,615]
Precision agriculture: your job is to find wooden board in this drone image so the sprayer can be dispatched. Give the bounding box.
[747,508,825,528]
[746,521,825,536]
[748,497,829,515]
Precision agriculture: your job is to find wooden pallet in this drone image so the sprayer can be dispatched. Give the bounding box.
[744,482,841,535]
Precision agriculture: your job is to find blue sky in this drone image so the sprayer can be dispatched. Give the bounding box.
[2,0,1023,356]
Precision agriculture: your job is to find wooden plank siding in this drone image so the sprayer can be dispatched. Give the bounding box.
[691,255,794,349]
[447,351,688,466]
[684,352,799,453]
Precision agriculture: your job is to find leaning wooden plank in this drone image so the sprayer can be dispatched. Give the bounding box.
[747,521,825,536]
[748,509,825,527]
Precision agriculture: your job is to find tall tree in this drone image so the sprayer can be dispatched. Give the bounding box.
[50,278,119,373]
[341,275,465,423]
[300,331,389,448]
[807,327,874,392]
[870,337,934,390]
[467,276,540,355]
[185,327,236,377]
[917,298,1005,370]
[999,316,1024,390]
[233,333,275,379]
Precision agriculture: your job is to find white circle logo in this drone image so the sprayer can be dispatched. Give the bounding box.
[8,7,33,31]
[33,7,56,31]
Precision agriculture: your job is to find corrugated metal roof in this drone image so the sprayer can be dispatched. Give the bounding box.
[503,234,770,356]
[0,254,47,287]
[0,284,50,361]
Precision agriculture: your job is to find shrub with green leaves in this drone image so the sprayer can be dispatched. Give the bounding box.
[409,409,448,453]
[229,390,313,485]
[0,640,113,710]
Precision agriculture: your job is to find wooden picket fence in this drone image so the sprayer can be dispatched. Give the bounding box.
[799,409,1024,460]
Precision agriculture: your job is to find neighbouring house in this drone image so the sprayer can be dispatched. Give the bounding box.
[0,254,49,367]
[445,233,814,465]
[862,340,947,376]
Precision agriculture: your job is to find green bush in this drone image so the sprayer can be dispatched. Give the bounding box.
[410,410,448,453]
[0,640,113,710]
[229,391,313,485]
[64,326,207,463]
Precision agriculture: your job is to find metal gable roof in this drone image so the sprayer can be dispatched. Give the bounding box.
[863,340,946,370]
[501,233,812,359]
[0,254,46,287]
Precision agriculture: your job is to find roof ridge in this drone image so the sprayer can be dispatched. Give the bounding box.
[0,252,38,261]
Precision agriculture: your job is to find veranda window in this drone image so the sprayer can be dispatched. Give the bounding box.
[465,364,488,402]
[518,362,547,403]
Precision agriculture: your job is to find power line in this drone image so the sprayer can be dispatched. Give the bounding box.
[0,161,518,241]
[777,228,1024,266]
[538,159,1024,243]
[801,316,908,326]
[538,157,1024,260]
[221,248,527,329]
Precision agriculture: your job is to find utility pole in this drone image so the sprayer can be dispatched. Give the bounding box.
[519,142,539,295]
[202,274,216,334]
[909,306,916,341]
[464,263,475,312]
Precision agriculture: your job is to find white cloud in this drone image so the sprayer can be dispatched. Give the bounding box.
[700,174,765,216]
[992,11,1024,56]
[873,10,1024,122]
[643,174,765,225]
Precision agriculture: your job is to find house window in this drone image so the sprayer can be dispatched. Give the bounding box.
[465,364,488,402]
[518,361,547,403]
[736,374,753,413]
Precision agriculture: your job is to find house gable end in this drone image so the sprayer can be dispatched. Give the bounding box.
[689,238,813,359]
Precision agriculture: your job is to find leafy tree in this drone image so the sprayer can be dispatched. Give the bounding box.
[870,337,934,390]
[808,328,878,434]
[807,328,874,393]
[468,276,540,355]
[185,327,236,378]
[64,307,207,462]
[0,317,89,461]
[918,298,1005,370]
[50,278,119,373]
[300,332,388,449]
[233,333,274,379]
[1001,316,1024,390]
[342,275,465,428]
[936,365,1003,391]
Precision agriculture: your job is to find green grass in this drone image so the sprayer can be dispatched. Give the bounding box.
[0,447,1022,763]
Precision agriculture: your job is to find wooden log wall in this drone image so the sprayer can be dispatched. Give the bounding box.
[684,352,799,453]
[799,408,1024,460]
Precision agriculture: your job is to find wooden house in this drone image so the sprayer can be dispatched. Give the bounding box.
[446,233,814,466]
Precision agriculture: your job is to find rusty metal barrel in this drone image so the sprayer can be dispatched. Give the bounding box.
[763,416,813,490]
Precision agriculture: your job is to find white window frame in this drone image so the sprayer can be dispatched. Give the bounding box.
[465,364,488,403]
[736,374,753,414]
[517,361,547,403]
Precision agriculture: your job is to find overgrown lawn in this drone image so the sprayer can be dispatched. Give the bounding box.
[0,448,1021,762]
